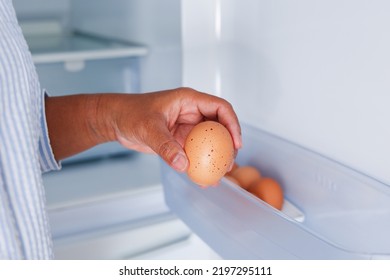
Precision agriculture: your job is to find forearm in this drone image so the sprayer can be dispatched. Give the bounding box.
[45,94,116,161]
[44,88,242,172]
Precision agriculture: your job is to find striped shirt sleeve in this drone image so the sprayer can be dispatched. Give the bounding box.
[0,0,55,259]
[38,90,61,173]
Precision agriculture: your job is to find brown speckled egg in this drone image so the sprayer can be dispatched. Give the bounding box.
[248,177,284,210]
[225,162,239,177]
[231,166,261,190]
[184,121,235,186]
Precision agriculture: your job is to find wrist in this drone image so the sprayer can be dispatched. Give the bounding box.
[87,94,118,144]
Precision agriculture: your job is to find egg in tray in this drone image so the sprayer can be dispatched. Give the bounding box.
[163,121,390,259]
[183,120,303,221]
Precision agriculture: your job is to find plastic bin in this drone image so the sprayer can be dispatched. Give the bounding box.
[161,123,390,259]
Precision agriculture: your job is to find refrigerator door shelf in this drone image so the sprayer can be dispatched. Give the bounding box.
[220,177,305,223]
[162,123,390,259]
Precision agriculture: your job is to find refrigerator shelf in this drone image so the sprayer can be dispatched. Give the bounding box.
[162,123,390,259]
[44,152,166,239]
[26,31,147,65]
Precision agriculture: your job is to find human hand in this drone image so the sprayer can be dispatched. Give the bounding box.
[98,87,242,172]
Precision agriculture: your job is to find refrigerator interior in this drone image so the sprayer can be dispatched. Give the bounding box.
[13,0,390,259]
[13,0,219,259]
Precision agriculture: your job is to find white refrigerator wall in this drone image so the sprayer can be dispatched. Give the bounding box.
[182,0,390,185]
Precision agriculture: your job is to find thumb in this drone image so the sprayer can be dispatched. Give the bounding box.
[149,126,188,173]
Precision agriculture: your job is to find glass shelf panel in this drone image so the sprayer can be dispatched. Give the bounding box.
[26,31,148,64]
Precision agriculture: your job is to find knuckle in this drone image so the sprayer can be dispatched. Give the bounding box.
[175,87,197,97]
[158,139,176,160]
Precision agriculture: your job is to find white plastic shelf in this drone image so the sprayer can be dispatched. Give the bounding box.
[44,153,168,239]
[26,31,147,64]
[162,123,390,260]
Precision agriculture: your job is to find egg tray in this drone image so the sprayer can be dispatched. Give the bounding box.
[161,123,390,259]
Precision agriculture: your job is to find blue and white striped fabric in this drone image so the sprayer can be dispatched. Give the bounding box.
[0,0,60,259]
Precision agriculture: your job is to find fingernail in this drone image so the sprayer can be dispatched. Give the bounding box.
[172,153,188,172]
[237,137,243,149]
[228,161,234,172]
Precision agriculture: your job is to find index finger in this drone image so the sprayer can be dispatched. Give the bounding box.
[193,91,242,150]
